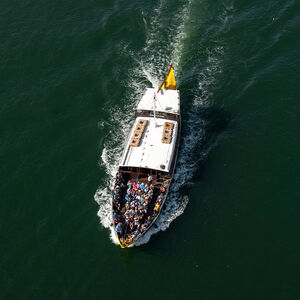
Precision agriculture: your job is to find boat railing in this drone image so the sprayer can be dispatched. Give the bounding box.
[154,178,171,187]
[135,109,179,121]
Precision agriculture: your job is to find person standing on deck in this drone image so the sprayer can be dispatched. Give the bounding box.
[148,174,152,184]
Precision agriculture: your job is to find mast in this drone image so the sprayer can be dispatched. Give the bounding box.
[153,92,158,127]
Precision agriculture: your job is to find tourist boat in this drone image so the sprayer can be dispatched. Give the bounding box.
[112,65,181,248]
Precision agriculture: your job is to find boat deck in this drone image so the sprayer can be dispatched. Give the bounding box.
[113,170,169,247]
[120,116,178,173]
[135,88,180,115]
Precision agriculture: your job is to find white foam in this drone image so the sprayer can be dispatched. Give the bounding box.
[94,105,135,245]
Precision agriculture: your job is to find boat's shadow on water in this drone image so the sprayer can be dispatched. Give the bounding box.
[181,104,231,186]
[116,104,232,258]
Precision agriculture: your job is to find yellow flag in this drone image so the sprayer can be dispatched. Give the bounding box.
[158,65,177,92]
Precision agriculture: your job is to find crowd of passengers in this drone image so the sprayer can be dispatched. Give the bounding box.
[113,173,166,244]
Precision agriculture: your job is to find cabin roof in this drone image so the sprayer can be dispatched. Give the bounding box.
[120,116,178,173]
[135,88,180,115]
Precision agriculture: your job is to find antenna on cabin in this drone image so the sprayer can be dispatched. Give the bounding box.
[153,92,158,127]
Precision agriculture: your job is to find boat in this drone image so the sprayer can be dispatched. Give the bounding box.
[112,65,181,248]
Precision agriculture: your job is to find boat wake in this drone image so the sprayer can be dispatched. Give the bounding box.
[94,0,229,246]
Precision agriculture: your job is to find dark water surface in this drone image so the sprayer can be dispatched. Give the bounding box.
[1,0,299,299]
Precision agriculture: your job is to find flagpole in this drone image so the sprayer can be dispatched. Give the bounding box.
[153,92,158,127]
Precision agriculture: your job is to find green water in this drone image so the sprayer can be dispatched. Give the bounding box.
[1,0,299,299]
